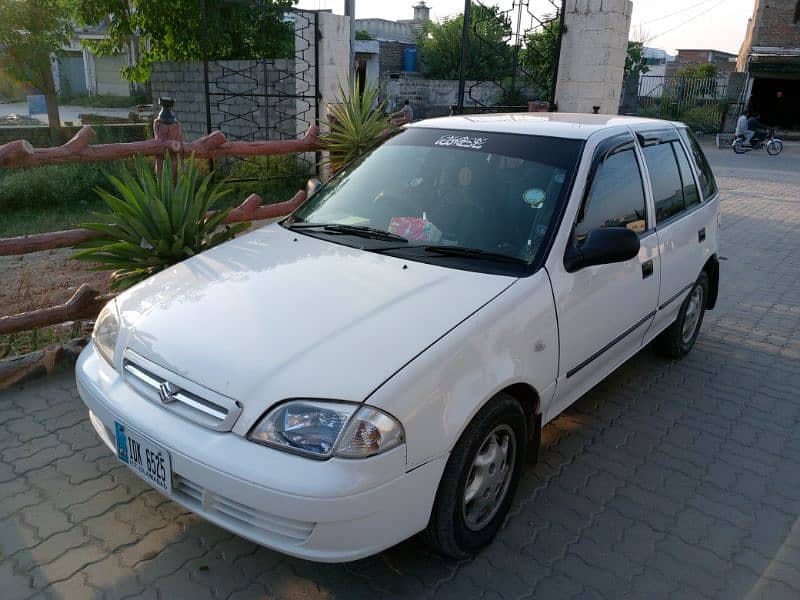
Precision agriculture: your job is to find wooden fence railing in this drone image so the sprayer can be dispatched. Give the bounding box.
[0,100,323,339]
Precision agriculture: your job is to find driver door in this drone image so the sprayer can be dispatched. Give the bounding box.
[546,132,660,421]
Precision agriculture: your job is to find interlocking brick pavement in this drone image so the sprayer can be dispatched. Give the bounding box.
[2,159,800,599]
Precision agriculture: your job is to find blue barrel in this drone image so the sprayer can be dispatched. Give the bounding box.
[403,47,418,72]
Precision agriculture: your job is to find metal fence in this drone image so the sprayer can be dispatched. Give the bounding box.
[203,10,320,181]
[636,75,729,133]
[456,0,565,114]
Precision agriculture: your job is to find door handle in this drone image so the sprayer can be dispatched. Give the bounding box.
[642,259,654,279]
[698,228,706,242]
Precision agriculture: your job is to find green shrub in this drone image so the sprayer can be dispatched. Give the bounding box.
[0,162,125,212]
[221,154,312,207]
[74,156,250,291]
[323,79,390,169]
[58,92,147,108]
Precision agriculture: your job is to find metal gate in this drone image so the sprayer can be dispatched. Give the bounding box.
[456,0,565,114]
[203,10,320,181]
[636,75,729,133]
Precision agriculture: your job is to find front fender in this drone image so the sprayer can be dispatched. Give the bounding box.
[366,271,558,469]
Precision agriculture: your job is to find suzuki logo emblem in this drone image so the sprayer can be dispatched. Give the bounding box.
[158,381,180,404]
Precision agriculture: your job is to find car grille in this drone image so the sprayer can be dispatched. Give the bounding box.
[173,474,315,544]
[122,350,242,432]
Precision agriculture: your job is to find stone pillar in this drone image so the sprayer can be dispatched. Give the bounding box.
[554,0,633,115]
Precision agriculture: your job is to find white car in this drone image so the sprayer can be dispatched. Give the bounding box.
[76,113,720,562]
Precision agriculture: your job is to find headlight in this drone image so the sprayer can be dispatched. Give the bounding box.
[248,400,404,459]
[93,301,120,366]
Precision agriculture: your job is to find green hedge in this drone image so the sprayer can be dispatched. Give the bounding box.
[0,123,150,147]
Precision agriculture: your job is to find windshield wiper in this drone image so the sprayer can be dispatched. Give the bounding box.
[288,222,408,243]
[421,245,530,265]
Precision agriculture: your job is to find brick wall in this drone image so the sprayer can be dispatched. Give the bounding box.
[383,77,502,119]
[665,50,737,77]
[379,41,416,77]
[752,0,800,48]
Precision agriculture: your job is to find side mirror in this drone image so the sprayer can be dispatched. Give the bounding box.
[564,227,640,273]
[306,178,322,199]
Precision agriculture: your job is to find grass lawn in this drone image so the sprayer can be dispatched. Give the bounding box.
[1,200,105,238]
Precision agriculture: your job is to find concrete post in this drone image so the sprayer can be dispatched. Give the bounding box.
[554,0,633,114]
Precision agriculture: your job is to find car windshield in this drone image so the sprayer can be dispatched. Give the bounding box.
[290,127,583,271]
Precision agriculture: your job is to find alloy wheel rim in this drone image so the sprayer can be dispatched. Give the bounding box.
[682,286,704,344]
[462,424,516,531]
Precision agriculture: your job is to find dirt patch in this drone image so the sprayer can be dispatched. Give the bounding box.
[0,248,109,316]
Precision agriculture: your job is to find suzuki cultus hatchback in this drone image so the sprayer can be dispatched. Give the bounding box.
[77,113,720,561]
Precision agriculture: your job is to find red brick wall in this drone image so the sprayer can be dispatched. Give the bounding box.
[752,0,800,48]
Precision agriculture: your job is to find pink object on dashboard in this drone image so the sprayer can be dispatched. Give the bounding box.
[388,217,442,242]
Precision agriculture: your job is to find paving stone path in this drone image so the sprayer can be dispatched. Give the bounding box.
[2,166,800,599]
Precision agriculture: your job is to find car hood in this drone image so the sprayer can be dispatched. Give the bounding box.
[116,224,516,434]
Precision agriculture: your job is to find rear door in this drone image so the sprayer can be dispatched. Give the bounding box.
[633,127,717,335]
[546,131,660,421]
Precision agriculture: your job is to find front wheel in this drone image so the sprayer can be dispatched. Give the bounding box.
[767,140,783,156]
[424,394,527,559]
[655,272,709,359]
[732,139,747,154]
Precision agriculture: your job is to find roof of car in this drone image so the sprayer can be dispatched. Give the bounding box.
[408,113,679,140]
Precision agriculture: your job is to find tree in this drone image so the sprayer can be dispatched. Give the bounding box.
[417,2,512,81]
[0,0,72,139]
[71,0,297,82]
[625,41,649,79]
[520,16,560,100]
[678,63,717,79]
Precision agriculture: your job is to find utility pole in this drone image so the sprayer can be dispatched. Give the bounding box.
[344,0,356,80]
[456,0,471,114]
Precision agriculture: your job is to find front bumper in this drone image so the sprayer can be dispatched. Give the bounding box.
[76,343,446,562]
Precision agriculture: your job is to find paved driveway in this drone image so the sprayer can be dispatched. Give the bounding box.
[2,148,800,599]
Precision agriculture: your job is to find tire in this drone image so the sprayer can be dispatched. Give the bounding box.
[767,140,783,156]
[732,139,747,154]
[424,393,528,559]
[655,272,709,359]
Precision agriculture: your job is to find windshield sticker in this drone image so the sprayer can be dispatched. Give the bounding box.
[523,188,546,208]
[435,135,489,150]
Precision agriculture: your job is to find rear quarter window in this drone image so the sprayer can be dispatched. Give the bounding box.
[679,128,718,200]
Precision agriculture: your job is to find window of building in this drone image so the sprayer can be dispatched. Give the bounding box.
[575,148,648,238]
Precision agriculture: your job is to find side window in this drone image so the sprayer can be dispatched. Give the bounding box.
[672,141,700,209]
[642,142,684,223]
[679,128,718,199]
[575,147,647,239]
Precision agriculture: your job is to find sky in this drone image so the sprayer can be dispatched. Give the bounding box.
[294,0,756,55]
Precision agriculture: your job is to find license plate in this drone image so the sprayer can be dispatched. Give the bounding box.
[114,421,172,494]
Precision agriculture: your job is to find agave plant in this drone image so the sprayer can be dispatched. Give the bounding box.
[74,156,250,291]
[322,79,391,169]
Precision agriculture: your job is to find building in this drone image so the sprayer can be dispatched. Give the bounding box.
[639,47,676,97]
[737,0,800,130]
[666,48,738,77]
[55,21,136,98]
[354,1,430,89]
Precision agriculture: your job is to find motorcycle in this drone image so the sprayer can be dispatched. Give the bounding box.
[732,128,783,155]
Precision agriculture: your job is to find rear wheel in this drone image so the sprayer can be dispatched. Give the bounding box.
[424,393,527,559]
[732,139,747,154]
[767,140,783,156]
[655,272,709,359]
